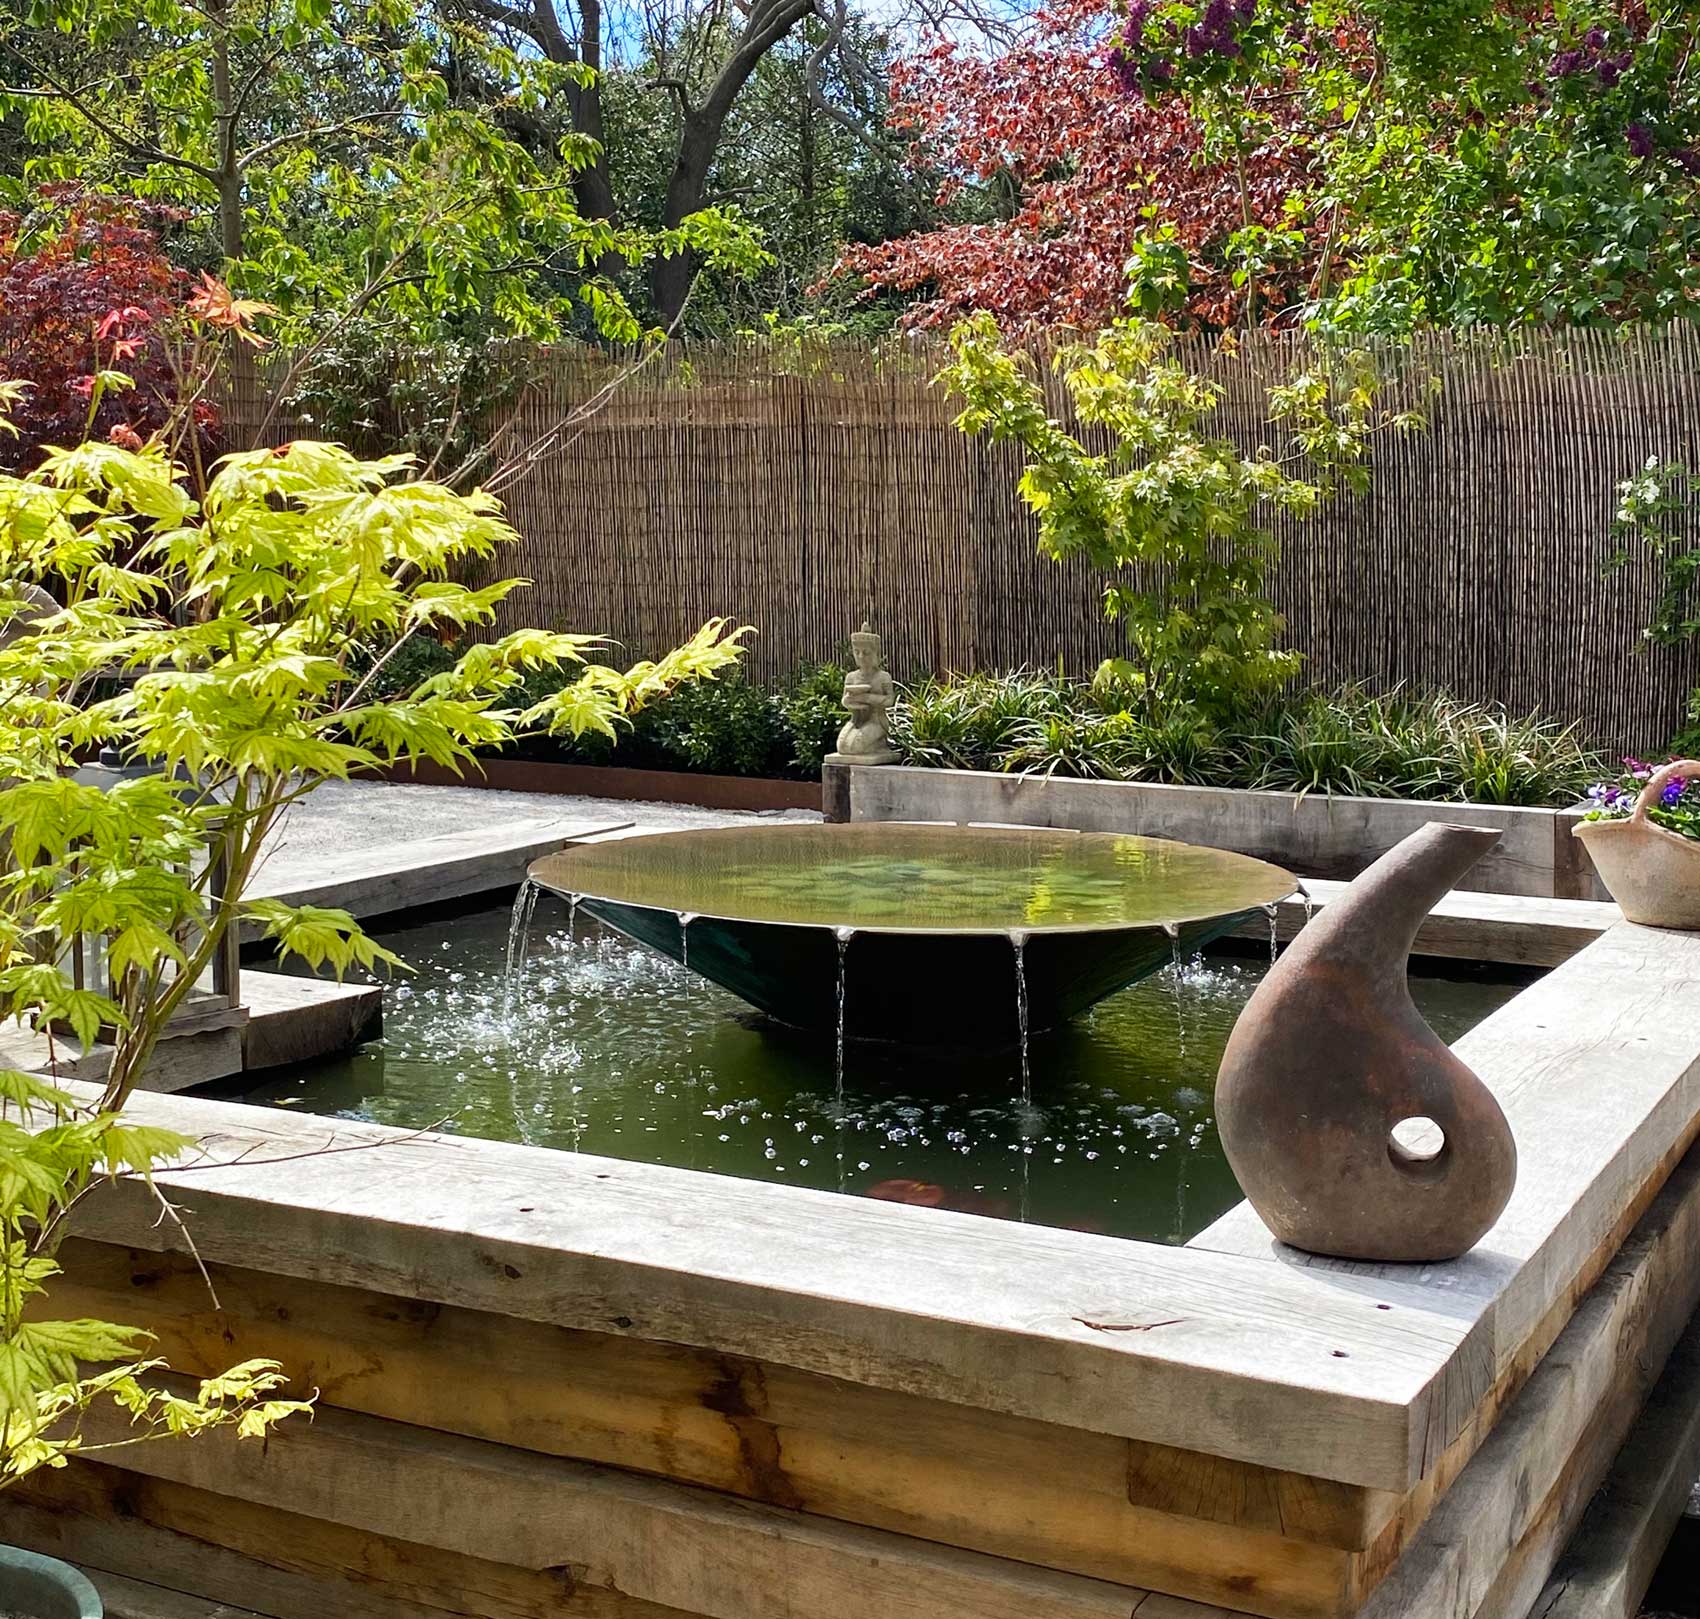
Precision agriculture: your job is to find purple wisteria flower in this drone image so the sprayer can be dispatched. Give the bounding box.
[1628,121,1654,159]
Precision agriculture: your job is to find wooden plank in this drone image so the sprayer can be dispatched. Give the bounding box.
[54,921,1700,1505]
[241,817,631,937]
[92,1571,277,1619]
[240,971,383,1072]
[1518,1311,1700,1619]
[78,1393,1166,1619]
[1223,881,1618,969]
[836,765,1581,898]
[1191,922,1700,1474]
[47,1241,1381,1615]
[58,1079,1484,1495]
[0,1462,696,1619]
[1345,1141,1700,1619]
[3,1020,247,1093]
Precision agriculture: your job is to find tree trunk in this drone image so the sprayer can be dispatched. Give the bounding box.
[207,0,244,262]
[651,113,719,325]
[531,0,616,227]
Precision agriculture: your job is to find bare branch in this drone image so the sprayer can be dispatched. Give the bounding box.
[238,108,406,172]
[804,0,888,156]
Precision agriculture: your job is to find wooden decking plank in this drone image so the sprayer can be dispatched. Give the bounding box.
[92,1570,279,1619]
[51,920,1700,1503]
[0,1462,694,1619]
[50,1239,1365,1616]
[240,970,383,1073]
[1224,882,1618,968]
[1345,1141,1700,1619]
[1518,1308,1700,1619]
[1192,922,1700,1476]
[240,816,631,935]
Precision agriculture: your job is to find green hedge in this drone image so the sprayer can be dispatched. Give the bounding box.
[364,638,844,782]
[365,641,1607,806]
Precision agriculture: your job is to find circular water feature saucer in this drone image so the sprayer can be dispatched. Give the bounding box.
[529,822,1296,1049]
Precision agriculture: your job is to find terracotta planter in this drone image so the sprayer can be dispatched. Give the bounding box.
[0,1545,102,1618]
[1573,760,1700,931]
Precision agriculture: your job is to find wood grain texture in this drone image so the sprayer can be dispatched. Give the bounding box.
[50,922,1700,1512]
[72,1394,1164,1619]
[239,971,383,1073]
[1191,921,1700,1473]
[1520,1311,1700,1619]
[1222,880,1618,969]
[0,1463,695,1619]
[45,1241,1382,1615]
[57,1078,1477,1494]
[1347,1141,1700,1619]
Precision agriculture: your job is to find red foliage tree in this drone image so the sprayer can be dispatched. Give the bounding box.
[827,0,1317,330]
[0,191,196,468]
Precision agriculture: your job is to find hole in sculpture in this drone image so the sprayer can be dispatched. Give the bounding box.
[1388,1115,1448,1173]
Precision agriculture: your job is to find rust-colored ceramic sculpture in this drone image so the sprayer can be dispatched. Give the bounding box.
[1572,759,1700,931]
[1215,823,1517,1263]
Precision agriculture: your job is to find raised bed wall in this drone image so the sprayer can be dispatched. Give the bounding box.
[824,764,1607,901]
[6,923,1700,1619]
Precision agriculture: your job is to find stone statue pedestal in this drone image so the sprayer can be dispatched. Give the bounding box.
[825,747,900,767]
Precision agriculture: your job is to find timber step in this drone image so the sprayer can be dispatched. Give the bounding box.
[91,1568,279,1619]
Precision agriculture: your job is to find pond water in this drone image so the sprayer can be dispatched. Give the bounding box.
[227,893,1528,1244]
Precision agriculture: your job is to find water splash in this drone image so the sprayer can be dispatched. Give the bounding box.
[1262,902,1281,965]
[1162,921,1187,1059]
[503,878,541,1008]
[833,926,854,1112]
[1011,930,1032,1109]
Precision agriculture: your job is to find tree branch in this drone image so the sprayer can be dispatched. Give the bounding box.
[0,45,219,182]
[237,109,406,172]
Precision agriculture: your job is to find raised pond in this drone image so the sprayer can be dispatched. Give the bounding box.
[228,893,1527,1243]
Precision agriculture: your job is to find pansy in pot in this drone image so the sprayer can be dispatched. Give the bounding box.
[1575,758,1700,930]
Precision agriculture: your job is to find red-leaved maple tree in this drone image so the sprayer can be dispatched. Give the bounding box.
[0,191,200,469]
[829,0,1318,330]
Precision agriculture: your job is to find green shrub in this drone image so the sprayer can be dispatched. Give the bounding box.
[775,663,848,777]
[486,658,846,779]
[631,676,788,777]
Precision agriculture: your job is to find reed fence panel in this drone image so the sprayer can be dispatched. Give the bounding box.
[223,325,1700,748]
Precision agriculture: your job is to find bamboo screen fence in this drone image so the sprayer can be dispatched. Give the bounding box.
[228,324,1700,749]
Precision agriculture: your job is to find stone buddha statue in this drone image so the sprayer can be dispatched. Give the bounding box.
[826,623,899,766]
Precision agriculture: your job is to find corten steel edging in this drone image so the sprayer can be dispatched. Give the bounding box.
[372,757,824,813]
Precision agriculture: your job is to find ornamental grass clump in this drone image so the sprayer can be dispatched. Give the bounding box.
[890,669,1604,807]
